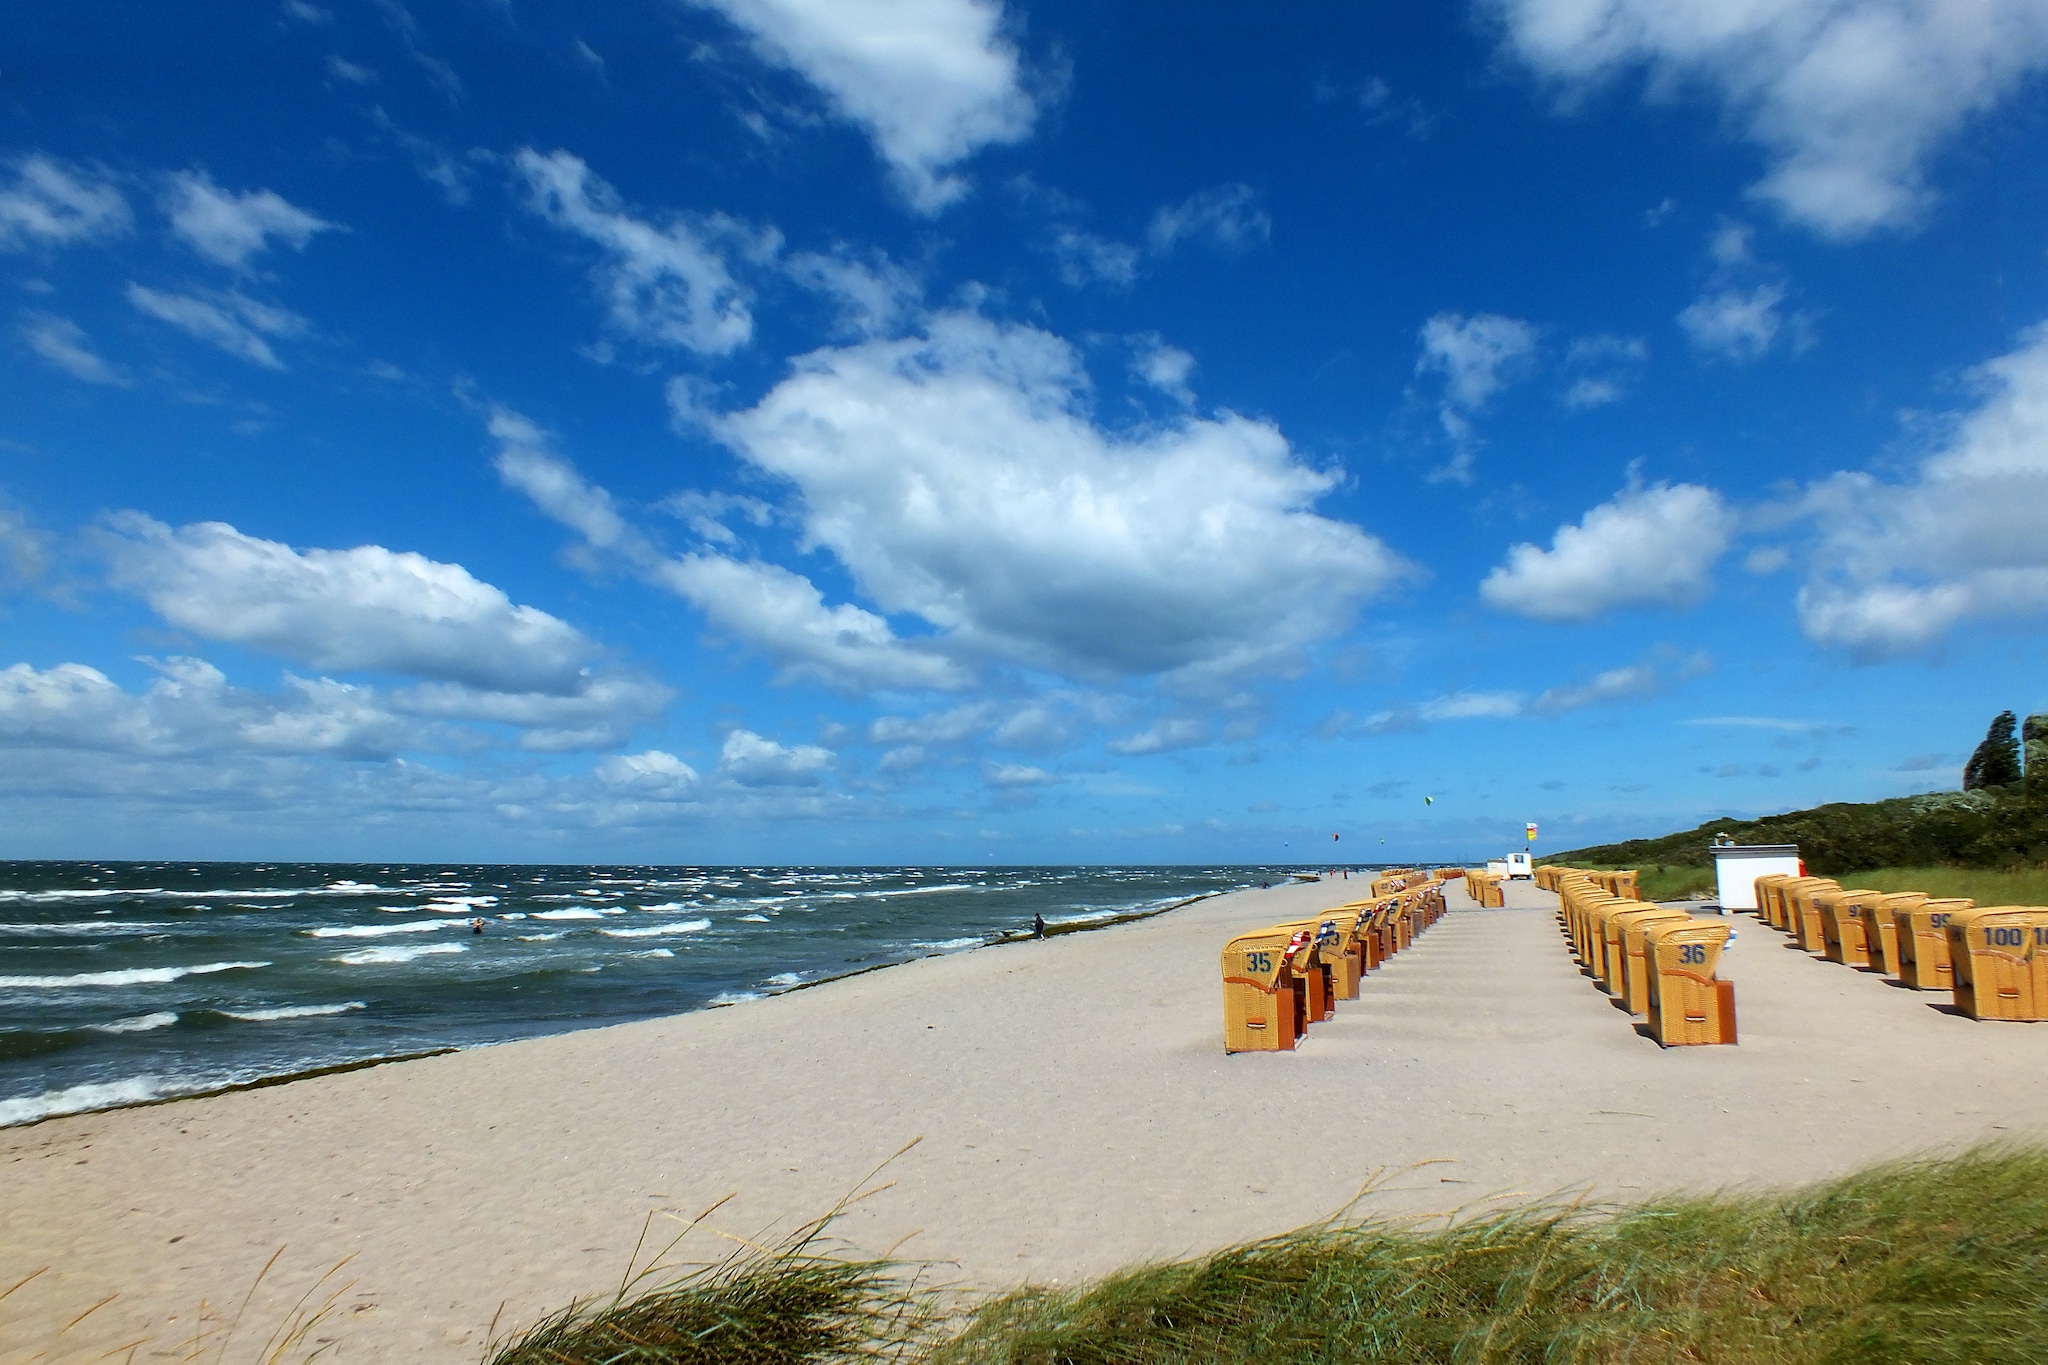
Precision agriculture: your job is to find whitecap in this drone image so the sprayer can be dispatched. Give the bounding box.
[92,1011,179,1034]
[860,883,973,898]
[707,991,761,1007]
[638,902,688,912]
[0,920,171,937]
[333,943,468,965]
[533,909,606,920]
[498,912,528,920]
[516,932,564,942]
[630,948,676,959]
[765,972,803,987]
[919,937,986,953]
[305,919,453,939]
[736,913,771,923]
[598,920,712,938]
[221,1002,365,1022]
[0,887,163,903]
[0,961,269,989]
[0,1076,162,1127]
[422,896,499,911]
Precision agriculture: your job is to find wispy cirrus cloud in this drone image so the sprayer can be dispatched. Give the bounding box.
[0,155,130,250]
[125,284,306,368]
[164,171,338,268]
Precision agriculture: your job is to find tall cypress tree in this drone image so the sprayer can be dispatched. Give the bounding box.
[1963,711,2022,790]
[2025,713,2048,800]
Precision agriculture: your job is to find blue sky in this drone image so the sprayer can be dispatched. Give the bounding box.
[4,0,2048,864]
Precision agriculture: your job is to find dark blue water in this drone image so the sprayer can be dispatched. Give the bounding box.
[0,862,1338,1125]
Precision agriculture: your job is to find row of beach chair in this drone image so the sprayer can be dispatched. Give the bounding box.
[1538,866,1736,1046]
[1219,872,1454,1053]
[1752,874,2048,1021]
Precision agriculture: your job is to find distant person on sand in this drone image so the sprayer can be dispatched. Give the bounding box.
[1033,913,1047,940]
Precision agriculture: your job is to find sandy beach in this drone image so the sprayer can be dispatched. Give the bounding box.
[8,875,2048,1361]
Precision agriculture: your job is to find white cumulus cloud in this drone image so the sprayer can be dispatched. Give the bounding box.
[1418,312,1538,410]
[99,513,603,695]
[984,760,1055,786]
[1105,717,1211,755]
[516,148,759,356]
[717,727,833,786]
[1795,320,2048,655]
[0,658,437,760]
[1482,482,1734,621]
[690,0,1037,212]
[1679,283,1786,361]
[595,749,702,798]
[1146,183,1271,255]
[165,171,338,268]
[490,410,963,691]
[0,155,130,250]
[709,311,1409,681]
[1488,0,2048,238]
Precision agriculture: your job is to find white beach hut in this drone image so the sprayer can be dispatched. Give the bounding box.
[1710,840,1803,912]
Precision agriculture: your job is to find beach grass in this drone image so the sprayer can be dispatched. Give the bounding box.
[489,1146,2048,1365]
[1557,863,1718,903]
[1839,865,2048,906]
[485,1251,928,1365]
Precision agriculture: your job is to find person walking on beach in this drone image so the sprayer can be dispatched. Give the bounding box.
[1033,913,1047,940]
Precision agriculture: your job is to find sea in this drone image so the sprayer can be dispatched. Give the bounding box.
[0,862,1336,1128]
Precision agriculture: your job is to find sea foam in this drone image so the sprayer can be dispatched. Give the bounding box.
[306,919,454,939]
[220,1002,365,1022]
[92,1011,179,1033]
[334,943,468,965]
[0,961,268,988]
[598,920,712,938]
[0,1076,163,1127]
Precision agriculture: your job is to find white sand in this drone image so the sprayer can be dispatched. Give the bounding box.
[7,876,2048,1361]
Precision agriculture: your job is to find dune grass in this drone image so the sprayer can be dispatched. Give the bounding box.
[1552,864,1718,903]
[1839,865,2048,906]
[486,1146,2048,1365]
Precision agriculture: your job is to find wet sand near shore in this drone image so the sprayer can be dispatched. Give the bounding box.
[8,876,2048,1361]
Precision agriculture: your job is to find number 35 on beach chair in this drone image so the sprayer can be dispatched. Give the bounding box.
[1222,926,1313,1053]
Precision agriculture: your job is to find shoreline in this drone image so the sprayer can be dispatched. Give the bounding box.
[17,875,2036,1363]
[0,884,1243,1131]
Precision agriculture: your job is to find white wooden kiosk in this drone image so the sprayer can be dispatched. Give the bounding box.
[1710,840,1803,912]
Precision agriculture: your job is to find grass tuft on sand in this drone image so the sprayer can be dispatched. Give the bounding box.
[489,1146,2048,1365]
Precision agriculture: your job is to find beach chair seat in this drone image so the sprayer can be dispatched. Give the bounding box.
[1752,873,1795,930]
[1866,894,1925,976]
[1894,899,1975,991]
[1614,906,1696,1014]
[1771,876,1830,937]
[1785,879,1844,952]
[1221,926,1311,1052]
[1946,908,2048,1021]
[1818,890,1884,966]
[1643,919,1737,1046]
